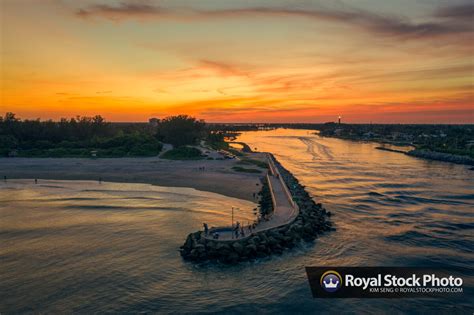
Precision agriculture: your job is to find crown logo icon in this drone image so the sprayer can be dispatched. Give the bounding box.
[323,278,339,289]
[320,270,342,292]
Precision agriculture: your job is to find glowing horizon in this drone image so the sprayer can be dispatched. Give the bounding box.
[1,0,473,123]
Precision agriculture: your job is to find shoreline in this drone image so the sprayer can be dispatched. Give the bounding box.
[0,155,266,202]
[322,134,474,166]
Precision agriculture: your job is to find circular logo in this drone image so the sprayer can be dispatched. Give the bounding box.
[320,270,342,293]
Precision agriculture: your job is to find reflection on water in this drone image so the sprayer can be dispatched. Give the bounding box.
[1,129,473,313]
[0,181,255,313]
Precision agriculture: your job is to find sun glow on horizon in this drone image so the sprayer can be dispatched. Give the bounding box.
[1,0,473,123]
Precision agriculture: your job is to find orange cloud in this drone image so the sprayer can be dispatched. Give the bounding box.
[2,1,473,123]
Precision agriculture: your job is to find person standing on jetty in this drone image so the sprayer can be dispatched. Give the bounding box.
[203,223,209,236]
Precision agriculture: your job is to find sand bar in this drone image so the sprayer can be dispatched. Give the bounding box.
[0,156,265,202]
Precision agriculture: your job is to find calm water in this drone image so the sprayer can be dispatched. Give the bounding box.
[1,129,473,313]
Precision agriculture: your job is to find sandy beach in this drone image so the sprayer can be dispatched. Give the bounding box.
[0,154,266,201]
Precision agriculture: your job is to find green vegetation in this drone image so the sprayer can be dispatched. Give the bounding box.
[237,158,268,169]
[0,112,254,159]
[91,133,162,157]
[0,113,162,157]
[161,146,205,160]
[0,113,230,158]
[156,115,205,147]
[206,131,229,150]
[232,166,262,173]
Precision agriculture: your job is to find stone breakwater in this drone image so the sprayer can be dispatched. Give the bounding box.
[407,149,474,166]
[179,155,333,264]
[375,147,474,166]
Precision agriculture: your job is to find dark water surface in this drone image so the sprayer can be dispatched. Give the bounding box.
[1,129,473,313]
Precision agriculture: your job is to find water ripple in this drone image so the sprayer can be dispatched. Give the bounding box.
[1,129,473,313]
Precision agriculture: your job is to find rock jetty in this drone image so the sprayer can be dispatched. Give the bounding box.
[407,149,474,166]
[375,147,474,166]
[179,155,333,264]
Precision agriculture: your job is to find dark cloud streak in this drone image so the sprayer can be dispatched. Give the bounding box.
[203,7,467,38]
[76,2,168,20]
[75,1,473,39]
[435,3,474,20]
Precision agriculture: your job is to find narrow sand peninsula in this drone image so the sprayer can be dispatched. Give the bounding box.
[0,155,266,201]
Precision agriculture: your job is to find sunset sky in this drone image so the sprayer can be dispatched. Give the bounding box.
[1,0,473,123]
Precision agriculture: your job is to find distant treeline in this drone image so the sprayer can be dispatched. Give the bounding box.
[0,113,226,158]
[0,113,162,157]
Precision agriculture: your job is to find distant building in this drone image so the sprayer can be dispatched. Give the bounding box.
[149,118,160,127]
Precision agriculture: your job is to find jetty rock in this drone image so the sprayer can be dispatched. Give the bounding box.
[180,154,334,264]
